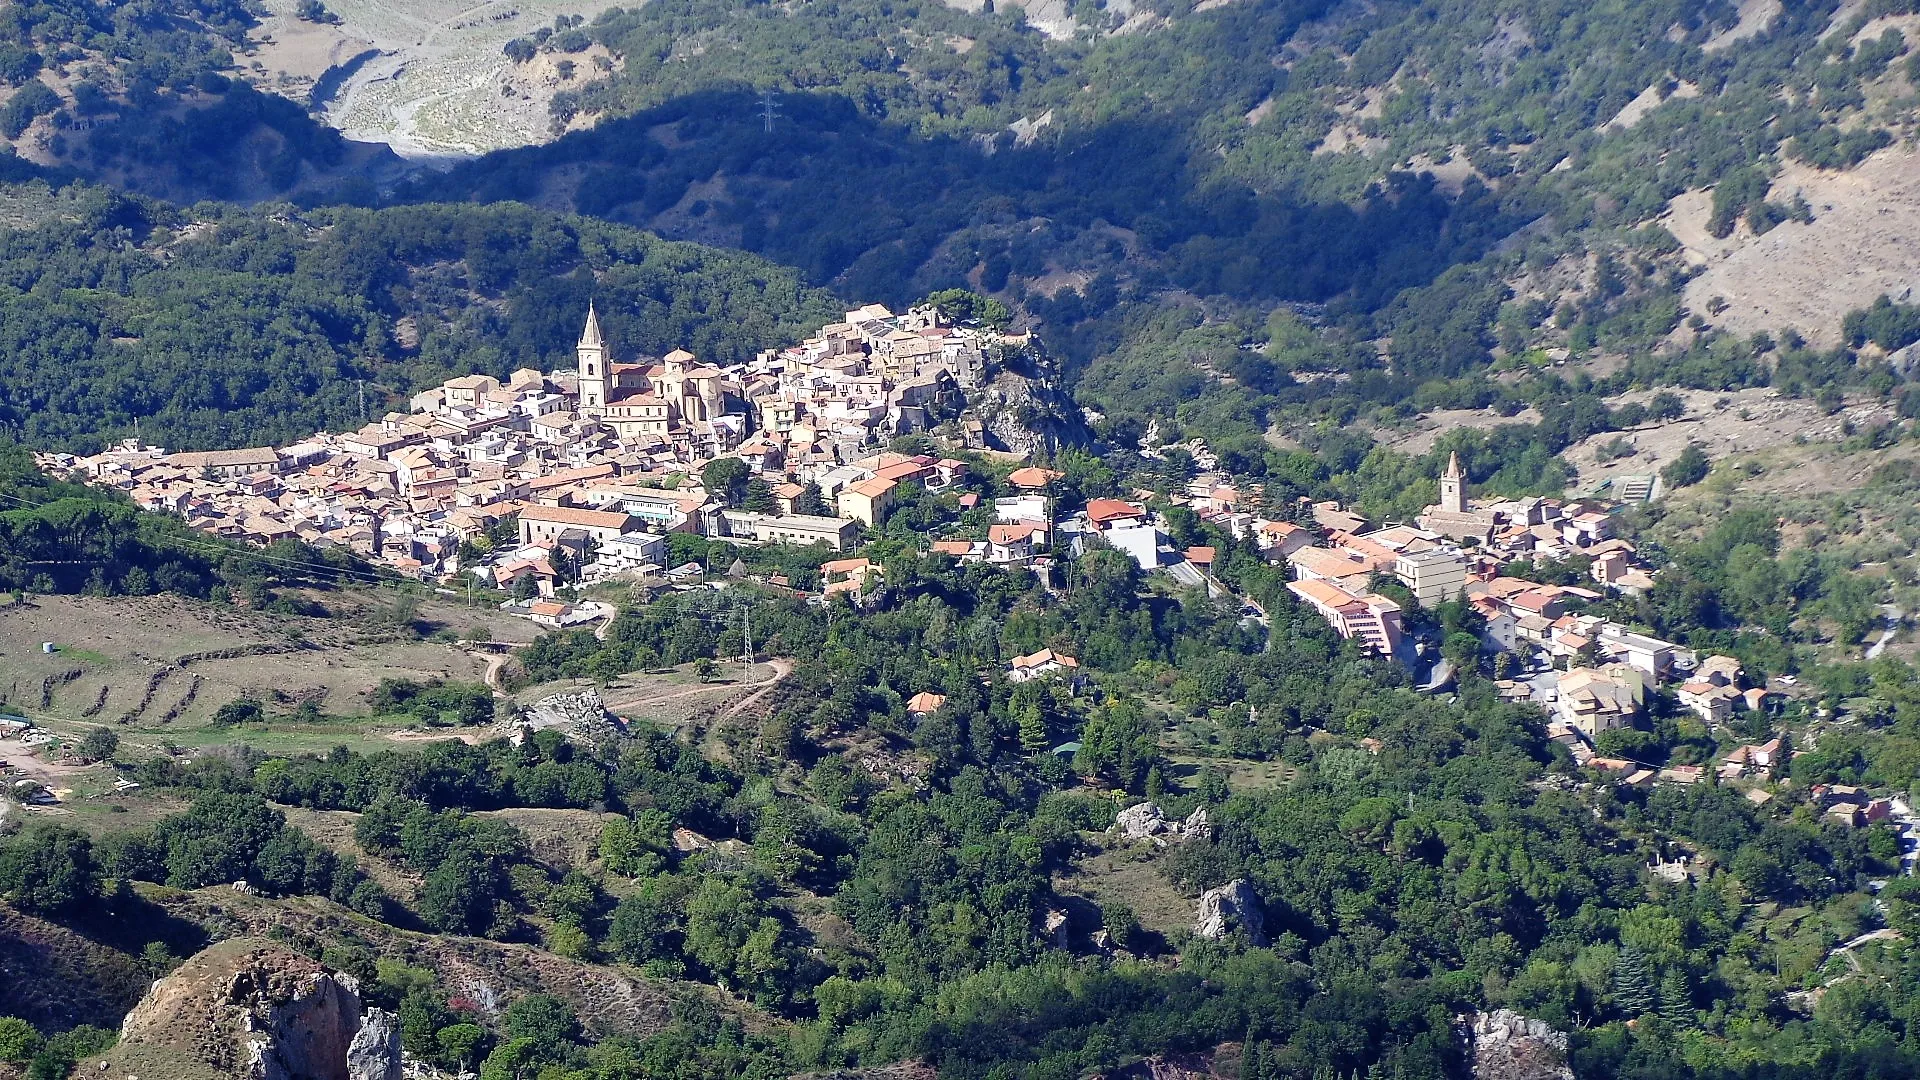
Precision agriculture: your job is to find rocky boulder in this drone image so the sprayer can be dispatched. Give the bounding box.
[1193,880,1264,945]
[1114,802,1212,846]
[112,938,374,1080]
[1115,801,1168,840]
[346,1007,402,1080]
[1462,1009,1573,1080]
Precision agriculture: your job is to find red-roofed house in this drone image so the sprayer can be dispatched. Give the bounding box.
[1009,649,1079,682]
[1286,577,1404,659]
[988,523,1040,564]
[1008,466,1064,490]
[517,503,642,547]
[1085,499,1148,530]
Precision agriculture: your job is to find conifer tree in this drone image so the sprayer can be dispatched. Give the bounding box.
[1614,945,1656,1017]
[1658,966,1693,1028]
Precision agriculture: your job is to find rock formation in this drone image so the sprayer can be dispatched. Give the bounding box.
[1114,802,1212,846]
[111,938,393,1080]
[1115,800,1168,840]
[1042,909,1072,949]
[346,1008,403,1080]
[1193,879,1264,944]
[1462,1009,1574,1080]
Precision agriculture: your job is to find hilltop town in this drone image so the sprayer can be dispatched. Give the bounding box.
[31,320,1807,794]
[36,302,1026,592]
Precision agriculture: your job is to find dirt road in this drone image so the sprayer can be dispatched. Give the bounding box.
[597,659,793,717]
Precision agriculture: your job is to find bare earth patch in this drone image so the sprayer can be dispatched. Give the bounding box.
[1375,405,1543,456]
[245,0,629,159]
[1668,147,1920,348]
[1561,387,1898,494]
[1704,0,1783,52]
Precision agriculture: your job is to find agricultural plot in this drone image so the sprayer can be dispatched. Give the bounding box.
[0,594,530,757]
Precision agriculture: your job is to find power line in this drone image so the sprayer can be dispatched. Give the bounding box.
[758,88,780,134]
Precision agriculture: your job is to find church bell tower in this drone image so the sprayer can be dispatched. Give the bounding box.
[577,302,608,414]
[1439,451,1467,514]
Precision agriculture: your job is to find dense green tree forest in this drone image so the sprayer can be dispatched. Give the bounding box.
[0,193,837,451]
[11,549,1920,1078]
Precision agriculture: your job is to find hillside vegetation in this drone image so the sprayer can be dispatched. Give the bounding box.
[0,195,837,451]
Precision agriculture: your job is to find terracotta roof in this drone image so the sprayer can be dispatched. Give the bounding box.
[845,477,897,499]
[989,523,1039,544]
[1011,648,1078,671]
[1288,577,1364,611]
[873,460,932,483]
[906,692,947,714]
[516,503,635,529]
[1007,466,1063,489]
[1086,498,1147,524]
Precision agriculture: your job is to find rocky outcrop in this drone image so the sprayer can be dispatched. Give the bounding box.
[1042,909,1072,949]
[1114,802,1211,846]
[115,938,376,1080]
[347,1008,402,1080]
[1193,880,1264,944]
[1462,1010,1573,1080]
[1085,1047,1231,1078]
[1115,800,1168,839]
[521,689,622,744]
[973,368,1092,458]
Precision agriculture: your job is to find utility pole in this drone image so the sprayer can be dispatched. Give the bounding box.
[759,88,780,134]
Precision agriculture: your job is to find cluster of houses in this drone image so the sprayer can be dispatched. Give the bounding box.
[41,304,1010,594]
[1239,452,1665,670]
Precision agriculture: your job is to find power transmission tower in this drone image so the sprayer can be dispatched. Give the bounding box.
[759,89,780,134]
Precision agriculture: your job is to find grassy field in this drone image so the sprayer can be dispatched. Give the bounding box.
[0,594,538,761]
[1053,839,1196,937]
[1162,753,1297,794]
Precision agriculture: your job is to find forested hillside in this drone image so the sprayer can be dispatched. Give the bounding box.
[13,538,1920,1079]
[417,0,1920,364]
[0,192,838,451]
[0,0,383,200]
[0,0,1907,459]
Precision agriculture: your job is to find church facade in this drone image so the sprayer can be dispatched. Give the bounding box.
[573,303,741,442]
